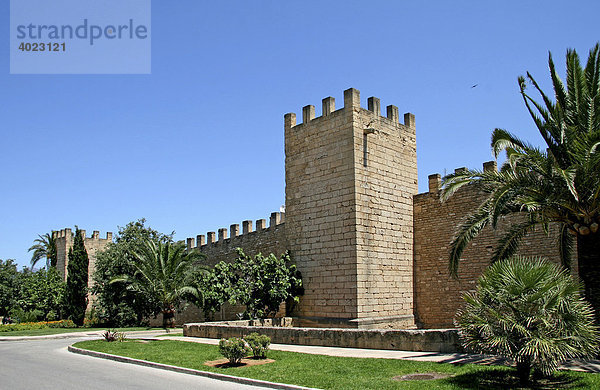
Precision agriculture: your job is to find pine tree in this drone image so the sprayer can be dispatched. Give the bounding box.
[64,227,89,326]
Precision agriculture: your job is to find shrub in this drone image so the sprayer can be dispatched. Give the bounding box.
[218,337,250,364]
[0,319,75,332]
[21,310,43,323]
[9,308,43,323]
[47,319,76,328]
[244,333,270,358]
[457,256,599,384]
[45,311,57,322]
[83,308,101,328]
[102,329,126,342]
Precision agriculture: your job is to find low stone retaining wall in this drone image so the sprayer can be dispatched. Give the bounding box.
[183,318,461,353]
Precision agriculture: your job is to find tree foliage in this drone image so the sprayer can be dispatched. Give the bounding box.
[457,256,599,384]
[194,260,237,319]
[64,227,89,326]
[441,44,600,320]
[15,267,65,321]
[0,259,20,317]
[198,249,303,320]
[0,259,66,321]
[110,240,206,328]
[28,232,57,269]
[92,219,172,327]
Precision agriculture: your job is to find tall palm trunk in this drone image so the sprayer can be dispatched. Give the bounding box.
[577,232,600,323]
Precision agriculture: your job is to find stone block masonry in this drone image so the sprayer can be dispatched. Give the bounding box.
[413,163,575,328]
[285,88,417,328]
[187,211,287,268]
[53,228,112,309]
[186,88,417,328]
[184,88,568,330]
[184,319,460,353]
[181,212,288,323]
[50,88,570,331]
[53,228,112,287]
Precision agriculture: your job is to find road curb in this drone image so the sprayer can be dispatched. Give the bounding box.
[0,332,102,342]
[68,345,318,390]
[0,330,177,342]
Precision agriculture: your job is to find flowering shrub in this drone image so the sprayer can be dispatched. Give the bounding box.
[218,337,250,364]
[244,333,270,358]
[83,317,100,328]
[0,319,76,332]
[47,319,76,328]
[0,322,46,332]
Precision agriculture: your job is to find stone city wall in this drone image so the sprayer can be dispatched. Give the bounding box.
[186,211,288,267]
[170,212,288,325]
[413,163,575,328]
[52,89,572,332]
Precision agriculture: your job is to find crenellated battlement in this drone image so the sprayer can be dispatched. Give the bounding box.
[284,88,415,130]
[421,160,498,194]
[42,87,568,330]
[52,228,113,241]
[186,211,285,250]
[52,227,113,301]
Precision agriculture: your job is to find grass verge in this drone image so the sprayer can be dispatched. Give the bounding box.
[0,327,160,337]
[72,339,599,389]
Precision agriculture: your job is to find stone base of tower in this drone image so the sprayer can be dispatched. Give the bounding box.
[295,314,415,329]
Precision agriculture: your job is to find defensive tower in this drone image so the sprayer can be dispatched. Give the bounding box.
[53,228,112,291]
[284,88,417,328]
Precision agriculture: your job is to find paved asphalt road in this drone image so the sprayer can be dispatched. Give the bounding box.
[0,336,266,390]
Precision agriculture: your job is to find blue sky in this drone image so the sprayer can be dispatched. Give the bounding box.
[2,1,599,268]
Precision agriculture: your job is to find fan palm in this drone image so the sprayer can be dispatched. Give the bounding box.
[111,240,207,328]
[442,44,600,320]
[457,256,598,384]
[28,232,57,269]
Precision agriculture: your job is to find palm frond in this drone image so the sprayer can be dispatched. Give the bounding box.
[557,224,574,269]
[28,232,56,268]
[491,220,537,263]
[549,52,568,111]
[449,201,492,277]
[440,169,483,201]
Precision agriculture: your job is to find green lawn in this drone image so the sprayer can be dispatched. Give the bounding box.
[0,327,160,337]
[72,339,599,389]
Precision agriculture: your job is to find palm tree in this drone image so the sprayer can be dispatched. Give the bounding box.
[111,240,207,328]
[457,256,598,384]
[442,44,600,320]
[28,232,57,269]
